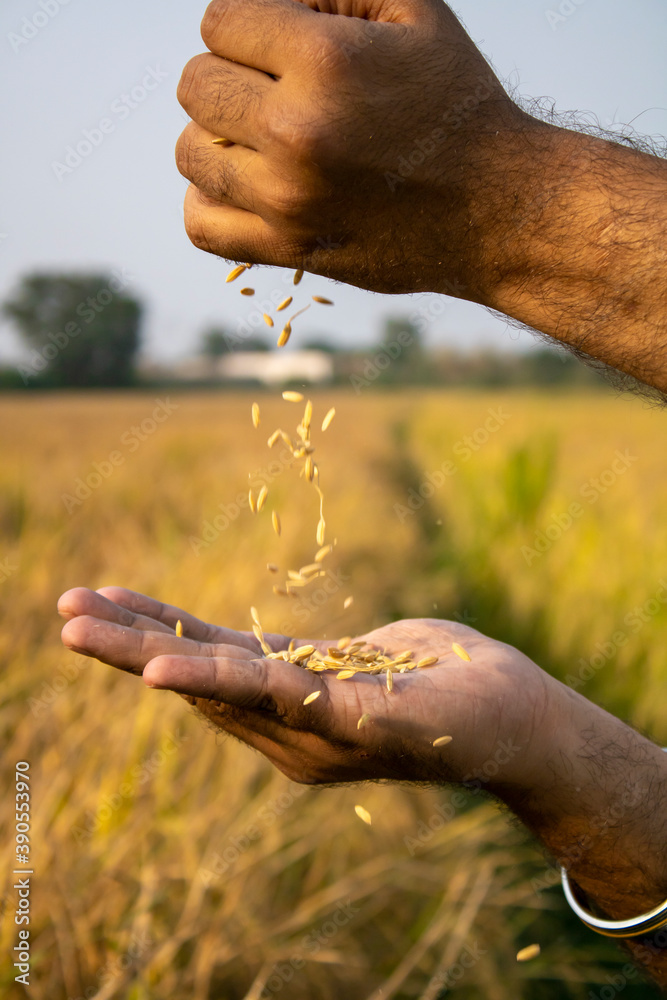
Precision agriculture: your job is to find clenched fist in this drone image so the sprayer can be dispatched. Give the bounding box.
[175,0,527,299]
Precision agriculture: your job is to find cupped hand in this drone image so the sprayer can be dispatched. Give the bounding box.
[57,586,564,793]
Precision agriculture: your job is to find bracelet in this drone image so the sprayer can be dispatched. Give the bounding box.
[560,746,667,939]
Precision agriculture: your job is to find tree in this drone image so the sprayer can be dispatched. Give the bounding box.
[200,327,270,355]
[4,272,142,387]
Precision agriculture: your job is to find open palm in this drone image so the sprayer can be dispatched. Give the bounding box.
[58,586,559,790]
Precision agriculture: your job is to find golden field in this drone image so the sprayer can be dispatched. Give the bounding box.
[1,387,666,1000]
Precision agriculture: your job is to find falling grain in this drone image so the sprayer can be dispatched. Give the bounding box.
[354,805,372,826]
[293,269,304,285]
[225,264,247,283]
[343,596,354,610]
[263,314,274,328]
[316,518,326,546]
[312,296,334,305]
[277,297,293,312]
[315,544,333,562]
[432,736,452,748]
[357,713,371,730]
[267,563,279,573]
[251,402,260,429]
[272,511,281,536]
[175,619,183,638]
[516,944,541,962]
[257,485,268,512]
[277,324,291,347]
[417,656,439,668]
[248,489,256,514]
[282,391,304,403]
[452,642,471,662]
[321,408,336,432]
[303,691,321,706]
[240,287,255,296]
[250,606,261,627]
[267,429,281,448]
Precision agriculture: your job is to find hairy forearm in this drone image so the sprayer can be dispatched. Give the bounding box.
[495,684,667,985]
[463,117,667,392]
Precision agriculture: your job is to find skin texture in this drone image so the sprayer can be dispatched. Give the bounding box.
[57,0,667,987]
[176,0,667,391]
[58,588,667,986]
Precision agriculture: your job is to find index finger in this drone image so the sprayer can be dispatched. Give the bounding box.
[200,0,322,76]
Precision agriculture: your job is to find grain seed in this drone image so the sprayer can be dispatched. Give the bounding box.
[354,805,372,826]
[248,489,256,514]
[293,645,316,658]
[315,544,333,562]
[263,313,274,328]
[250,606,261,626]
[288,639,296,652]
[303,691,321,706]
[432,736,453,748]
[417,656,439,668]
[175,619,183,638]
[267,429,281,448]
[277,297,293,312]
[336,669,356,680]
[267,563,279,573]
[305,455,314,481]
[277,323,291,347]
[272,585,288,596]
[337,636,352,649]
[303,399,313,428]
[452,642,471,662]
[240,287,255,296]
[343,596,354,610]
[516,944,541,963]
[316,518,326,546]
[357,713,371,730]
[257,485,268,512]
[321,408,336,431]
[293,269,304,285]
[272,511,281,536]
[312,296,334,305]
[251,402,260,428]
[282,391,304,403]
[386,669,394,692]
[225,264,247,283]
[212,137,234,147]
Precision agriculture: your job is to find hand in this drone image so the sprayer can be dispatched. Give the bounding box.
[57,585,564,791]
[175,0,526,298]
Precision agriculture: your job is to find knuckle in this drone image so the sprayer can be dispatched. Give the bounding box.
[177,54,208,112]
[200,0,226,48]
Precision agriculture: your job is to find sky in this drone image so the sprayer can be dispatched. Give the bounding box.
[1,0,665,365]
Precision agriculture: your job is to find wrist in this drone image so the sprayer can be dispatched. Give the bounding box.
[496,681,667,918]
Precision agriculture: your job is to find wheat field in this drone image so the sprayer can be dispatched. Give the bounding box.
[1,387,666,999]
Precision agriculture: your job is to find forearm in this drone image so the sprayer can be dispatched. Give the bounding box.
[462,117,667,392]
[494,683,667,985]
